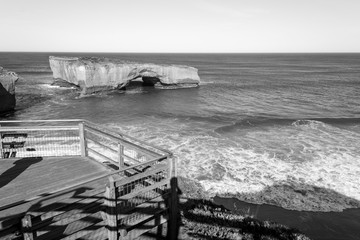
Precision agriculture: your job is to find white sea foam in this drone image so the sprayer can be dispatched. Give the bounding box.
[108,118,360,212]
[125,89,146,94]
[38,84,76,89]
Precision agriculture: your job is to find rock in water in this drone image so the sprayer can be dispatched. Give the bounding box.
[0,67,18,113]
[49,56,201,95]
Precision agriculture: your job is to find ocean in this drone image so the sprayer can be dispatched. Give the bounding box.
[1,52,360,238]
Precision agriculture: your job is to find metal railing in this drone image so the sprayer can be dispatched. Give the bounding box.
[0,119,171,163]
[0,120,81,158]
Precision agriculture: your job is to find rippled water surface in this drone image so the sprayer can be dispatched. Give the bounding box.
[1,52,360,212]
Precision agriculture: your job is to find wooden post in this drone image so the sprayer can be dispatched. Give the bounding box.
[0,126,3,159]
[79,122,87,157]
[118,143,124,170]
[156,201,163,238]
[105,176,118,240]
[21,215,34,240]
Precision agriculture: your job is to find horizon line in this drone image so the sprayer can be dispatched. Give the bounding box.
[1,51,360,54]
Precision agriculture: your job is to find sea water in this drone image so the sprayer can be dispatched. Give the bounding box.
[1,52,360,212]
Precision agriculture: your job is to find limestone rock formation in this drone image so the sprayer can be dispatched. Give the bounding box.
[49,56,201,94]
[0,67,18,113]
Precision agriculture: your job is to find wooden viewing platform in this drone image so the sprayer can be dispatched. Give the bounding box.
[0,120,177,240]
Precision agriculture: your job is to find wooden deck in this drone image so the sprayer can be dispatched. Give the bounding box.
[0,120,174,239]
[0,156,110,217]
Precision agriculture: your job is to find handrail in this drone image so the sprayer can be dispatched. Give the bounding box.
[0,155,168,212]
[85,124,161,158]
[84,120,173,156]
[0,119,84,123]
[0,126,79,132]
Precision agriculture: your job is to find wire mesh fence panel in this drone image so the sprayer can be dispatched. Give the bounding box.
[84,128,119,164]
[111,161,170,229]
[122,145,153,164]
[0,129,81,158]
[84,125,163,168]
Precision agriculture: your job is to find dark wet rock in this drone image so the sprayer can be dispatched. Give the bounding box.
[51,78,79,88]
[0,67,18,113]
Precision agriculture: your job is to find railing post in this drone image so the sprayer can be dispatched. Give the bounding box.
[21,214,34,240]
[118,143,124,170]
[79,122,87,157]
[105,176,118,240]
[0,125,3,159]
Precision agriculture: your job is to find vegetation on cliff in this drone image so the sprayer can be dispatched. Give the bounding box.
[178,198,310,240]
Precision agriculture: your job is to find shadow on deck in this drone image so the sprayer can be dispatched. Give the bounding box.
[0,157,43,189]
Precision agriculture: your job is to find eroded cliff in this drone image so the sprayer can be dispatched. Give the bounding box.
[0,67,18,113]
[49,56,200,94]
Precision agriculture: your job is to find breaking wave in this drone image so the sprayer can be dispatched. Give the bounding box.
[109,116,360,212]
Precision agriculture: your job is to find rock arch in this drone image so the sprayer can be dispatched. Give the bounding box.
[49,56,201,94]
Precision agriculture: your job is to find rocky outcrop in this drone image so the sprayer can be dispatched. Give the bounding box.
[0,67,18,113]
[49,56,201,94]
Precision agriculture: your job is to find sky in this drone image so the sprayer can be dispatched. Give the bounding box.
[0,0,359,53]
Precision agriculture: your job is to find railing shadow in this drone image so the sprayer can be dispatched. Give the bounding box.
[0,185,107,239]
[0,157,42,189]
[1,175,179,240]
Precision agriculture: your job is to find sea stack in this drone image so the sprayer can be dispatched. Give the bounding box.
[0,67,18,113]
[49,56,201,94]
